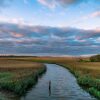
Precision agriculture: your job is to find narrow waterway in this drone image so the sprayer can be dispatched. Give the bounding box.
[21,64,96,100]
[0,64,97,100]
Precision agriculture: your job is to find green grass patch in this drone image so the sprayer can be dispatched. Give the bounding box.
[61,64,100,99]
[0,60,46,96]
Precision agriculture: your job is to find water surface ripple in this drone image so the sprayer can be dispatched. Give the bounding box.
[20,64,96,100]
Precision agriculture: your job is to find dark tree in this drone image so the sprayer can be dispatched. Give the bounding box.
[90,54,100,62]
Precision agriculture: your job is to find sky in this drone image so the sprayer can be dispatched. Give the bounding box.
[0,0,100,56]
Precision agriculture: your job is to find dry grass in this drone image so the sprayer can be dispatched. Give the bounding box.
[39,57,100,78]
[4,56,99,78]
[62,62,100,78]
[5,56,99,78]
[0,58,43,68]
[26,56,100,99]
[0,56,99,98]
[0,57,46,95]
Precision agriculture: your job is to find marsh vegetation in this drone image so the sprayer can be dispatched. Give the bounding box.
[0,57,46,99]
[0,56,100,99]
[11,56,100,99]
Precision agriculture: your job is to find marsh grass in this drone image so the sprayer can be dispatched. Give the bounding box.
[0,56,99,99]
[0,58,46,96]
[16,56,99,99]
[60,62,100,99]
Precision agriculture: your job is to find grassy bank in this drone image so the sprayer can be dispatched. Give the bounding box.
[0,58,46,97]
[11,56,100,99]
[60,62,100,99]
[37,57,100,99]
[1,56,100,99]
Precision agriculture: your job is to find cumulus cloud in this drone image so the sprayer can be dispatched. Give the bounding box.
[0,22,100,55]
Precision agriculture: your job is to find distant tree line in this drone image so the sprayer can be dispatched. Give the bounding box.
[90,54,100,62]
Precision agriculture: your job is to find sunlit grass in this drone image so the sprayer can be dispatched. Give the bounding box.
[0,56,99,99]
[14,56,99,99]
[0,58,46,96]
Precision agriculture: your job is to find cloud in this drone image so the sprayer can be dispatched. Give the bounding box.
[37,0,85,9]
[72,10,100,25]
[10,32,24,38]
[37,0,56,9]
[95,27,100,32]
[0,0,85,10]
[0,22,100,55]
[57,0,82,6]
[83,11,100,20]
[94,37,100,43]
[90,11,100,18]
[0,39,14,47]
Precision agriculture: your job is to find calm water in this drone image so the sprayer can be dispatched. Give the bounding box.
[0,64,97,100]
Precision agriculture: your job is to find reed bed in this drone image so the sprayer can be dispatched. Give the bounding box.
[0,56,99,99]
[14,56,99,99]
[60,62,100,99]
[0,58,46,96]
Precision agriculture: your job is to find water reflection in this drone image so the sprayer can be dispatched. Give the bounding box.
[21,64,96,100]
[0,64,97,100]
